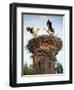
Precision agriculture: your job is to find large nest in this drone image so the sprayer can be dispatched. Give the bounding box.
[27,35,63,56]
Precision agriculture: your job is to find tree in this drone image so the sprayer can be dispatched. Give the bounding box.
[55,62,63,74]
[23,63,33,75]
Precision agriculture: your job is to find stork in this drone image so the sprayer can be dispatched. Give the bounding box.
[26,26,39,37]
[46,20,54,35]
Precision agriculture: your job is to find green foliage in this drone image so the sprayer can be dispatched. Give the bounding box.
[23,64,33,75]
[23,62,63,75]
[55,62,63,74]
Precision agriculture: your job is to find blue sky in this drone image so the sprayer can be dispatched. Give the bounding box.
[23,14,64,68]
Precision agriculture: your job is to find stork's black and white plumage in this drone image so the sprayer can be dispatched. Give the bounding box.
[26,26,39,37]
[47,20,54,34]
[26,27,34,33]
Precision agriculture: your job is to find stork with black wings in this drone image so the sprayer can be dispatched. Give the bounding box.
[26,26,39,37]
[46,20,54,35]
